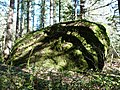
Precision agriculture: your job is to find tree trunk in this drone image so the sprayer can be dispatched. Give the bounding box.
[40,0,45,28]
[80,0,85,19]
[50,0,53,25]
[19,0,24,37]
[3,0,15,60]
[118,0,120,20]
[31,0,35,31]
[74,0,77,20]
[16,0,20,39]
[27,0,30,32]
[53,0,56,24]
[59,0,61,22]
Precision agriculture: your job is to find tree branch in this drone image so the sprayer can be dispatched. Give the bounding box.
[86,0,117,12]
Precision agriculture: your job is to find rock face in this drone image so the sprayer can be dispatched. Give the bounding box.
[9,20,110,71]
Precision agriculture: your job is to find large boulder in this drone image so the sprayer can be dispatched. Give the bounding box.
[8,20,110,71]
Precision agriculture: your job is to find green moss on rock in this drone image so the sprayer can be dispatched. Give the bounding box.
[8,19,110,71]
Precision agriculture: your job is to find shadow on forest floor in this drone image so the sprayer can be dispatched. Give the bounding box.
[0,57,120,90]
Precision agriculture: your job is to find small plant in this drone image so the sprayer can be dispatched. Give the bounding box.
[0,57,120,90]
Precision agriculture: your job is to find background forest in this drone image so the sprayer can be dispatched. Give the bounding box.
[0,0,120,89]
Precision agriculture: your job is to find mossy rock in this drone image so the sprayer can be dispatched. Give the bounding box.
[9,20,110,71]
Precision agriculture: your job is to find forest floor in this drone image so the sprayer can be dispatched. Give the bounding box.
[103,58,120,73]
[0,57,120,89]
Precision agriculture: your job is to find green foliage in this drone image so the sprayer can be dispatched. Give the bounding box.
[0,64,120,90]
[62,4,74,21]
[0,49,4,63]
[0,65,34,89]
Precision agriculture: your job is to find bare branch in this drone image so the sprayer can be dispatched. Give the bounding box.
[90,0,100,7]
[86,0,117,12]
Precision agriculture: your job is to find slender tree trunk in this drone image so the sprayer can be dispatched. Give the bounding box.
[3,0,15,60]
[40,0,45,28]
[50,0,53,25]
[53,0,56,24]
[118,0,120,22]
[59,0,61,22]
[43,0,45,28]
[80,0,85,19]
[19,0,24,37]
[27,0,30,32]
[74,0,77,20]
[16,0,20,39]
[31,0,35,31]
[29,1,32,31]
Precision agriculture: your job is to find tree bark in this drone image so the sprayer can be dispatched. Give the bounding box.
[50,0,53,25]
[3,0,15,60]
[53,0,56,24]
[27,0,30,32]
[59,0,61,22]
[31,0,35,31]
[118,0,120,18]
[16,0,20,39]
[19,0,24,37]
[40,0,45,28]
[74,0,77,20]
[80,0,85,19]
